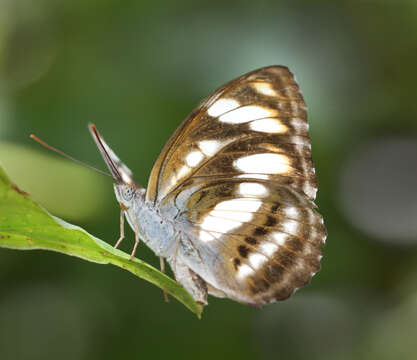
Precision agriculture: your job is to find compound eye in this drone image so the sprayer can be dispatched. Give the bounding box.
[122,186,134,201]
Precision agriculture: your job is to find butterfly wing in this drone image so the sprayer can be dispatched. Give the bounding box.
[146,66,326,304]
[147,65,317,203]
[161,178,325,304]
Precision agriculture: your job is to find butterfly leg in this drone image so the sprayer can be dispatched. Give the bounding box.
[114,208,125,248]
[129,211,140,260]
[159,257,169,303]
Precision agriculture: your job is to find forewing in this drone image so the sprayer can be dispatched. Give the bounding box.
[146,66,317,204]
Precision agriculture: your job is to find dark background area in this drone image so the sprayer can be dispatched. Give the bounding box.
[1,1,417,359]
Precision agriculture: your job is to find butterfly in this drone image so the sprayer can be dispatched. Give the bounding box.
[89,65,326,306]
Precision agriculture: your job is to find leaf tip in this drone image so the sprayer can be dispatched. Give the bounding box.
[196,303,205,319]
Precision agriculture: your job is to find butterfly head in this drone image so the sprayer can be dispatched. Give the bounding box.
[113,182,141,211]
[89,123,142,208]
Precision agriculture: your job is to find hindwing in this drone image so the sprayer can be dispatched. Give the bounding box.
[160,178,325,304]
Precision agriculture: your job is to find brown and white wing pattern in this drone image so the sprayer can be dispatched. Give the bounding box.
[146,66,316,203]
[163,179,325,305]
[146,66,326,305]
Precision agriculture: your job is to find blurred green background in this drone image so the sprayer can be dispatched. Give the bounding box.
[1,1,417,359]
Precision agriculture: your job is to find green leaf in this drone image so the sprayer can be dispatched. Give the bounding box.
[0,164,202,318]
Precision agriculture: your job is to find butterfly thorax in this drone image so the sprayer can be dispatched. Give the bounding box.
[114,184,178,258]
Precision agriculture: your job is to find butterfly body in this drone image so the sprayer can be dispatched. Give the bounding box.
[91,65,326,306]
[114,185,176,257]
[113,182,211,303]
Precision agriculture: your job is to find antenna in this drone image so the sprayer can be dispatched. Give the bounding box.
[30,134,111,178]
